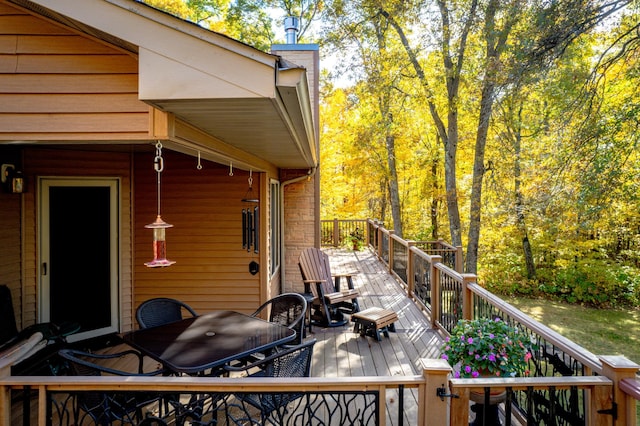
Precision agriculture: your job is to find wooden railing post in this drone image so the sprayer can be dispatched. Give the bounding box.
[365,219,370,247]
[461,274,476,321]
[407,241,416,297]
[0,384,9,426]
[598,355,640,426]
[430,256,442,328]
[420,358,451,426]
[455,246,463,273]
[388,231,395,274]
[333,218,339,247]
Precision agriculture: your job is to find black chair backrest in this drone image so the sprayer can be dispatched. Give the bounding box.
[251,293,307,345]
[262,338,316,378]
[58,348,147,376]
[136,297,197,329]
[0,285,19,346]
[57,348,164,424]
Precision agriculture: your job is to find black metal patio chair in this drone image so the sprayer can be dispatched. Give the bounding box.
[135,297,197,329]
[251,293,307,346]
[57,348,168,425]
[222,339,316,424]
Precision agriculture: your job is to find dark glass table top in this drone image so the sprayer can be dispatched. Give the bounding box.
[120,310,296,374]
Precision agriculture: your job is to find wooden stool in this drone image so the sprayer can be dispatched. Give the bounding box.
[352,307,398,341]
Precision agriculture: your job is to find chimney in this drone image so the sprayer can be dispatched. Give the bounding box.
[284,16,299,44]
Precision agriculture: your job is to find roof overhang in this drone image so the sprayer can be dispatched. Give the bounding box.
[12,0,318,170]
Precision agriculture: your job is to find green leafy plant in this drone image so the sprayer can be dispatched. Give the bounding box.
[441,317,533,378]
[346,227,364,250]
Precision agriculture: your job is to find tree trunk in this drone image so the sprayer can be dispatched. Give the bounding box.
[465,0,516,274]
[513,103,536,279]
[386,130,403,238]
[381,3,475,249]
[430,156,440,239]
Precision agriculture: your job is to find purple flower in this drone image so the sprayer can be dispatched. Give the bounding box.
[489,333,495,339]
[441,354,449,360]
[464,365,472,374]
[471,370,480,378]
[467,337,474,344]
[488,353,496,362]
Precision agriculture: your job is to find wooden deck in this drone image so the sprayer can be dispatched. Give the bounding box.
[10,248,447,426]
[309,247,444,378]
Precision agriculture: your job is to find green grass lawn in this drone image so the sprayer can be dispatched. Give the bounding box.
[502,296,640,365]
[503,296,640,424]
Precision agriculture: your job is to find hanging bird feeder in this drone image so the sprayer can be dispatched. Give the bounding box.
[145,142,176,268]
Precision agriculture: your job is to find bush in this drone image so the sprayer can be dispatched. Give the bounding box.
[482,256,640,308]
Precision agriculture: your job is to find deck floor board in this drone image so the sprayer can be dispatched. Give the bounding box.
[309,248,443,379]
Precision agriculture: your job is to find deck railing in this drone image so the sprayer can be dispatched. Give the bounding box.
[0,366,619,426]
[2,372,435,426]
[321,219,368,248]
[2,219,637,425]
[367,218,639,425]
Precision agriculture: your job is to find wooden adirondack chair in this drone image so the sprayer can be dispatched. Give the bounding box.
[298,248,360,327]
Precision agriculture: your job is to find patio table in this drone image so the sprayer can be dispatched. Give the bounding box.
[120,310,296,375]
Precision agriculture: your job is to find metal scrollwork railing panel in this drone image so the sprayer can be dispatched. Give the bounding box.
[439,270,463,333]
[412,254,432,310]
[392,238,408,283]
[381,233,390,264]
[471,293,590,425]
[47,389,391,426]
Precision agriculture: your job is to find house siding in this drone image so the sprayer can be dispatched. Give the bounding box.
[0,179,22,330]
[0,2,149,141]
[133,151,261,316]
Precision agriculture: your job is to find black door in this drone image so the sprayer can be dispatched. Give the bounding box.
[41,179,118,341]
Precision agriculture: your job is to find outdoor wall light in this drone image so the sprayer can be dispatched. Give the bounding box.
[1,164,25,193]
[144,142,176,268]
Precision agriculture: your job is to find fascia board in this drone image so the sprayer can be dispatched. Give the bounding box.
[275,67,318,166]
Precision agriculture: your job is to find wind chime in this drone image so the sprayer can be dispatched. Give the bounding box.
[144,142,176,268]
[242,170,259,269]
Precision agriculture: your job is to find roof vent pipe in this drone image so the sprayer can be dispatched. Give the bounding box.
[284,16,299,44]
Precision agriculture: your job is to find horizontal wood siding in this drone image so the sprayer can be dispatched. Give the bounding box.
[0,3,149,141]
[133,151,261,315]
[21,148,134,331]
[0,180,22,330]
